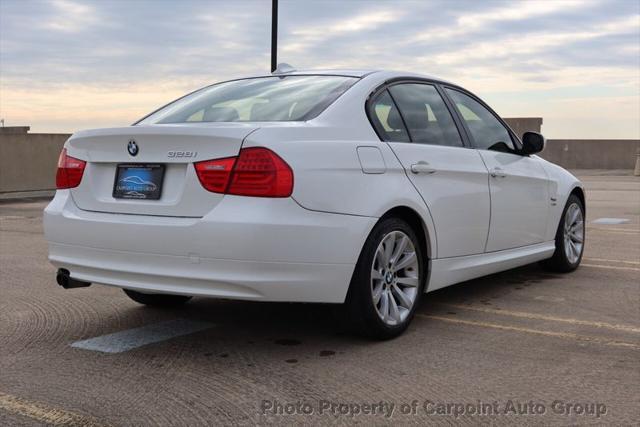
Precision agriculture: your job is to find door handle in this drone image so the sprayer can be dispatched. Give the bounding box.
[490,167,507,178]
[410,162,437,174]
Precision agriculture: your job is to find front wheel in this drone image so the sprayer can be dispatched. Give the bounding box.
[541,194,585,272]
[123,289,192,307]
[344,217,425,340]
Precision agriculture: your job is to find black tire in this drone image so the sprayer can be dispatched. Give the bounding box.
[344,217,426,340]
[540,194,585,273]
[123,289,192,307]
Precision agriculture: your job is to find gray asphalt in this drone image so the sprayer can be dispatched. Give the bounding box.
[1,171,638,426]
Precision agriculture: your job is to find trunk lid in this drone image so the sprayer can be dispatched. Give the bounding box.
[67,123,258,217]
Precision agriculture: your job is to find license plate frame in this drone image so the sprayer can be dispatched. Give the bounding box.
[113,164,165,200]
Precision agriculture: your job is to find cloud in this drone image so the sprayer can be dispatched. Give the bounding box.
[457,0,589,28]
[0,0,638,138]
[44,0,97,33]
[282,9,406,53]
[430,15,640,66]
[411,0,593,43]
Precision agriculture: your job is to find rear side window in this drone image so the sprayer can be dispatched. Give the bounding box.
[445,88,515,151]
[369,90,410,142]
[389,84,463,147]
[137,75,358,124]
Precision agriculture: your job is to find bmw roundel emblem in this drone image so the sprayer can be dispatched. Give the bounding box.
[127,140,139,156]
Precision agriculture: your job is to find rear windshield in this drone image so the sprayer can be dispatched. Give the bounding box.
[137,75,358,124]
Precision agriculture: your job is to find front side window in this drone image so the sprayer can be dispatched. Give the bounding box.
[369,90,410,142]
[137,75,358,124]
[445,88,515,151]
[388,84,463,147]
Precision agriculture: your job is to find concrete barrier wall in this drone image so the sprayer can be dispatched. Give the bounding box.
[502,119,639,169]
[540,139,640,170]
[0,131,70,193]
[503,117,543,139]
[0,127,637,194]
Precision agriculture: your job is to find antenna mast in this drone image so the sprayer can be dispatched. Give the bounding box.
[271,0,278,72]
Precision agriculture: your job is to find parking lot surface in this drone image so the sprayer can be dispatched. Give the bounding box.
[1,172,638,425]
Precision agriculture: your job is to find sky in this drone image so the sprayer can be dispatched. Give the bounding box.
[0,0,639,138]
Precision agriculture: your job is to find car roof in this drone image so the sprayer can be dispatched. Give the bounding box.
[280,69,378,77]
[241,69,452,84]
[233,69,375,78]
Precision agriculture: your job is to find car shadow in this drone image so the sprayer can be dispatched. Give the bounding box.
[123,263,561,351]
[419,263,562,311]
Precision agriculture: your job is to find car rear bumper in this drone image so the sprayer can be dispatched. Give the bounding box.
[44,191,376,303]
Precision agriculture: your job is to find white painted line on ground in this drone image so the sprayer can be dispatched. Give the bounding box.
[584,257,640,265]
[581,263,640,272]
[417,315,640,350]
[591,218,630,225]
[587,228,639,235]
[0,391,105,426]
[442,304,640,333]
[71,319,213,353]
[533,295,565,303]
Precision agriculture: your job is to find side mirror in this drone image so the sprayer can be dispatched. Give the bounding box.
[521,132,545,155]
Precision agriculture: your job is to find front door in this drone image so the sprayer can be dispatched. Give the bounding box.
[444,88,550,252]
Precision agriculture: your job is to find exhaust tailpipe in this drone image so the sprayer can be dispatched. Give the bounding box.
[56,269,91,289]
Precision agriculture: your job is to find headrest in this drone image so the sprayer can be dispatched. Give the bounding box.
[203,107,239,122]
[250,102,272,121]
[403,102,429,128]
[250,101,293,121]
[386,107,405,130]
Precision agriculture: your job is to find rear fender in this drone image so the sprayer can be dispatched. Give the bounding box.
[244,127,438,259]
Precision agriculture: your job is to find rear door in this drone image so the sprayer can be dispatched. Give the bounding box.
[444,88,550,251]
[369,83,490,258]
[67,123,258,217]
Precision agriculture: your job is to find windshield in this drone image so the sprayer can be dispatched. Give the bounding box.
[137,75,358,124]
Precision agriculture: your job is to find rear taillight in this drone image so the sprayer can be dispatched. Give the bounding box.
[194,147,293,197]
[194,157,236,193]
[227,147,294,197]
[56,148,86,189]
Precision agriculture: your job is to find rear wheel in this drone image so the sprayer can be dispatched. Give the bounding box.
[541,194,585,272]
[123,289,192,307]
[344,217,425,340]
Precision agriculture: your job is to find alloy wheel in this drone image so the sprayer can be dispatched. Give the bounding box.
[371,231,420,326]
[563,203,584,264]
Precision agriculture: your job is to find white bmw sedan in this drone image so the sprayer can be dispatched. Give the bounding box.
[44,69,585,339]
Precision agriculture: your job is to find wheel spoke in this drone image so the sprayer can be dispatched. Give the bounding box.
[396,276,419,287]
[389,235,409,266]
[372,283,383,305]
[569,205,579,225]
[371,269,383,280]
[564,239,572,259]
[571,220,584,242]
[382,234,395,266]
[569,240,578,260]
[374,247,386,269]
[395,252,417,271]
[388,292,401,323]
[392,284,413,309]
[380,291,389,322]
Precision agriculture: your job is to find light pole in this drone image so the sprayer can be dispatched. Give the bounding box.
[271,0,278,72]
